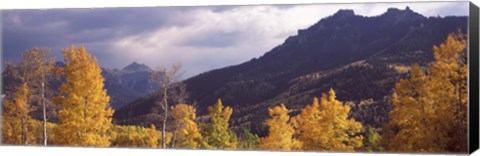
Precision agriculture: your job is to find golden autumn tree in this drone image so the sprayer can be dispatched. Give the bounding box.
[150,64,183,148]
[386,64,442,152]
[386,31,468,153]
[293,89,363,151]
[2,83,32,144]
[2,48,54,145]
[202,99,238,149]
[429,31,467,152]
[258,104,300,151]
[27,48,55,146]
[52,45,114,147]
[170,104,204,149]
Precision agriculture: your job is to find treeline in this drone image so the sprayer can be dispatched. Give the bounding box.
[1,31,467,153]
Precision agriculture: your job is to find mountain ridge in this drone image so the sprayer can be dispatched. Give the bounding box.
[108,8,467,134]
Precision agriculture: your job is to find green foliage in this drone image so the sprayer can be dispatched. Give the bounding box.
[202,99,238,149]
[363,126,383,152]
[238,128,259,150]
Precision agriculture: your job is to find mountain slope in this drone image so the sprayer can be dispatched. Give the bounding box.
[113,7,467,134]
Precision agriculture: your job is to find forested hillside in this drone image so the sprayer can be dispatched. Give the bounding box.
[2,7,469,153]
[114,8,467,136]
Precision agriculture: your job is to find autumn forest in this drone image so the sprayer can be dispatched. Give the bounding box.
[0,4,472,154]
[1,29,469,153]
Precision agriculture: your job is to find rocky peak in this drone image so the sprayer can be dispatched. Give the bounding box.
[382,6,425,22]
[122,61,152,72]
[333,9,355,17]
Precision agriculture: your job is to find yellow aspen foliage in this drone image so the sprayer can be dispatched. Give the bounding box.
[52,45,114,147]
[2,48,56,146]
[26,48,55,146]
[430,31,467,152]
[2,48,54,145]
[109,124,160,148]
[293,88,363,151]
[2,97,56,145]
[387,31,468,153]
[170,104,205,149]
[23,120,56,145]
[202,99,238,149]
[387,64,444,152]
[2,83,33,145]
[2,99,19,144]
[258,104,301,151]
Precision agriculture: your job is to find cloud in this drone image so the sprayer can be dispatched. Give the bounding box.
[2,1,469,79]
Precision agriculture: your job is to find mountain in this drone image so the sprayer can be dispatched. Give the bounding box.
[2,61,159,111]
[102,62,159,109]
[114,7,467,134]
[122,61,152,72]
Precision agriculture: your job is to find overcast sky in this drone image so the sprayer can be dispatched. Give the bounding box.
[1,1,469,79]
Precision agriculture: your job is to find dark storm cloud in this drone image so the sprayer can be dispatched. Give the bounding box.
[1,7,195,64]
[1,2,469,79]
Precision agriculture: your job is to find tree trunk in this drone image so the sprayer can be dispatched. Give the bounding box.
[21,117,28,145]
[162,87,168,148]
[22,98,29,145]
[171,130,176,148]
[83,96,89,144]
[42,77,48,146]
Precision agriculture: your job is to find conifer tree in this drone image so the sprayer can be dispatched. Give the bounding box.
[52,45,114,147]
[258,104,300,151]
[202,99,238,149]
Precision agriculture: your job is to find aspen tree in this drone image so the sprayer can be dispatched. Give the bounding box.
[2,48,51,145]
[387,31,468,153]
[170,104,204,149]
[53,45,114,147]
[150,63,185,148]
[294,89,363,151]
[202,99,238,149]
[2,83,30,144]
[258,104,300,151]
